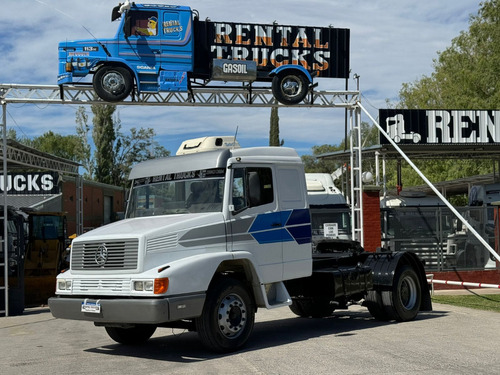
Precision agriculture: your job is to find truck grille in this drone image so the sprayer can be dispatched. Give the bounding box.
[72,279,131,293]
[71,239,139,270]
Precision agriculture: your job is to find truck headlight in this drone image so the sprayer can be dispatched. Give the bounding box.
[57,279,72,291]
[133,278,168,294]
[133,280,154,292]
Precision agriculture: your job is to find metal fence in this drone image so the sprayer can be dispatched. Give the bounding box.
[381,206,498,271]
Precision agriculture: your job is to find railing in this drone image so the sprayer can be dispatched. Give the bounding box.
[381,206,497,271]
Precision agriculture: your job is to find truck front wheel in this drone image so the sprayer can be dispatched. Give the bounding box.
[105,324,157,345]
[195,277,255,352]
[93,66,133,102]
[382,265,421,321]
[272,71,309,105]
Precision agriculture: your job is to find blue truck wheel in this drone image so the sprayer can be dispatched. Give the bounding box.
[93,66,133,102]
[272,71,309,105]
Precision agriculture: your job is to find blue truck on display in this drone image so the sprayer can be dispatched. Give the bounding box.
[57,1,350,104]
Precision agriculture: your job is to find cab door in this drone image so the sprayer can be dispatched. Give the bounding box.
[160,9,194,72]
[120,9,163,69]
[228,166,284,283]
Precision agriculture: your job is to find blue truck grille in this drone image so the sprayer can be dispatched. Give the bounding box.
[71,239,139,270]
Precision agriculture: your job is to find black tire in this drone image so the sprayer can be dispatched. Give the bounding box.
[382,265,421,322]
[289,298,335,318]
[93,66,133,102]
[365,289,389,321]
[272,71,309,105]
[195,277,255,353]
[105,324,157,345]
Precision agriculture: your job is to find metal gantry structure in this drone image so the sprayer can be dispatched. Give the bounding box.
[0,83,364,316]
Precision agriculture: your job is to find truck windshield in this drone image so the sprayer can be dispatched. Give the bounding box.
[126,169,225,218]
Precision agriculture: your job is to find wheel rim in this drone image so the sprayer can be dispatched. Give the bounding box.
[281,76,302,97]
[399,275,418,310]
[102,71,125,94]
[217,293,247,338]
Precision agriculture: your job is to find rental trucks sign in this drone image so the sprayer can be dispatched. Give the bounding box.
[379,109,500,145]
[0,172,59,195]
[205,22,349,78]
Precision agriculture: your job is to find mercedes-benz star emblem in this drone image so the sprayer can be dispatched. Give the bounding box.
[95,244,109,266]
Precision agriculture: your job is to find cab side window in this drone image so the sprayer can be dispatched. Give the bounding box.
[130,11,158,36]
[232,167,273,212]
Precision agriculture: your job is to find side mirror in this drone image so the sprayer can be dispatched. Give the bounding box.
[123,15,131,38]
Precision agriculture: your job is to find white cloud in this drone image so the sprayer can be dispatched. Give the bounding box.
[0,0,480,154]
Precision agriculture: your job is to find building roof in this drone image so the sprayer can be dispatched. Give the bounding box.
[317,143,500,161]
[317,143,500,196]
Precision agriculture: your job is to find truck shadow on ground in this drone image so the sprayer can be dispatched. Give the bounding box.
[84,308,447,362]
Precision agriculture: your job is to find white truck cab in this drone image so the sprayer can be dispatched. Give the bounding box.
[49,146,431,352]
[49,146,312,351]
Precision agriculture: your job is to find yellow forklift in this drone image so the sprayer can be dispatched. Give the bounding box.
[23,210,69,306]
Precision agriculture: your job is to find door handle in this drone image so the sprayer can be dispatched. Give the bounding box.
[271,222,282,227]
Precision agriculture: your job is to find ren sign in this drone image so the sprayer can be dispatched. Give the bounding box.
[379,109,500,145]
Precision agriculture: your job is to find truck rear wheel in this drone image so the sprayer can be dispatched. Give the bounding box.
[195,277,255,352]
[93,66,133,102]
[382,265,421,321]
[105,324,157,345]
[289,298,335,318]
[272,71,309,105]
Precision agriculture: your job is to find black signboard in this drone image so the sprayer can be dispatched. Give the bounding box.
[0,172,59,195]
[379,109,500,145]
[195,20,350,79]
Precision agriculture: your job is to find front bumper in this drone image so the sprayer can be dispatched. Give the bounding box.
[48,293,205,324]
[57,73,74,85]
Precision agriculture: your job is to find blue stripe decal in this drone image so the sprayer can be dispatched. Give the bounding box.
[248,209,311,245]
[251,228,294,244]
[286,208,310,226]
[287,225,312,244]
[249,211,286,232]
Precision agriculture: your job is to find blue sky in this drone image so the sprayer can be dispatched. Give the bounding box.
[0,0,480,156]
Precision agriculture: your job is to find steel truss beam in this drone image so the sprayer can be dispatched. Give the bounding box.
[0,84,360,108]
[2,141,79,175]
[0,82,364,317]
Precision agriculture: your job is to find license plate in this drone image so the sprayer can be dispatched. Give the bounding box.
[81,300,101,313]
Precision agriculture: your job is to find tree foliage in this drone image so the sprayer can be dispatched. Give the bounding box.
[389,0,499,193]
[269,107,284,146]
[399,0,500,109]
[76,104,169,186]
[16,130,81,161]
[302,121,379,174]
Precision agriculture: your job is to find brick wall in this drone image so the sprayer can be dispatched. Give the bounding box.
[362,186,382,252]
[62,179,126,235]
[428,269,500,290]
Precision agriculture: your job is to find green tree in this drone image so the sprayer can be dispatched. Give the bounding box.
[76,105,169,186]
[399,0,499,109]
[75,106,93,179]
[393,0,498,193]
[92,104,116,185]
[301,121,378,174]
[269,106,284,146]
[16,130,81,161]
